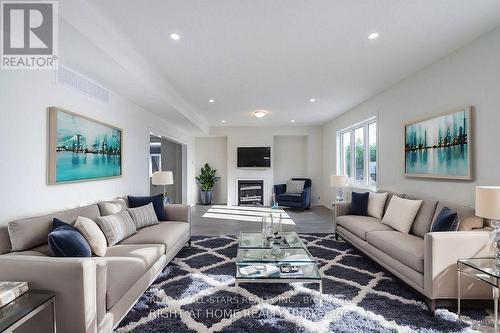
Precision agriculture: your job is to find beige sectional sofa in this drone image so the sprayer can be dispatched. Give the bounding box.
[335,190,493,311]
[0,199,191,333]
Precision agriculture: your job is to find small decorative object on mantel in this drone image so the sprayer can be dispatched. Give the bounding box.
[152,171,174,204]
[475,186,500,269]
[0,282,29,307]
[195,163,220,205]
[404,107,472,180]
[48,107,122,184]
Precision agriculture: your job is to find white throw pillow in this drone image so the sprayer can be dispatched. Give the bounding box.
[286,180,305,194]
[98,198,127,216]
[381,196,423,233]
[367,192,388,219]
[74,216,107,257]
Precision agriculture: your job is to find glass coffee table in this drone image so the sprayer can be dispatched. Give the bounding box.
[235,232,322,297]
[457,257,499,332]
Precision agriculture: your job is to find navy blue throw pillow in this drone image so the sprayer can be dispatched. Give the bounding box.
[128,194,166,221]
[48,218,91,257]
[350,192,369,216]
[431,207,460,232]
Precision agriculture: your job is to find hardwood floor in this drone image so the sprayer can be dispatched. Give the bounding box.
[191,204,334,236]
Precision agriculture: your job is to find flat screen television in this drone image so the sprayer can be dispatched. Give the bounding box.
[237,147,271,167]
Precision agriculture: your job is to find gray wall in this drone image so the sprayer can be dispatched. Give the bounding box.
[322,26,500,207]
[273,135,307,185]
[195,137,228,204]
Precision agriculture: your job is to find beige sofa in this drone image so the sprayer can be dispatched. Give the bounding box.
[335,190,493,311]
[0,199,191,333]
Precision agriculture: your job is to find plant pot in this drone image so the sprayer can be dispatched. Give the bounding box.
[200,190,213,205]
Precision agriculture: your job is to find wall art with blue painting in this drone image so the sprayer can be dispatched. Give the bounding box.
[404,107,472,180]
[48,107,122,184]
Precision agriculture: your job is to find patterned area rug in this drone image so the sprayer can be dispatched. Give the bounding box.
[114,234,487,333]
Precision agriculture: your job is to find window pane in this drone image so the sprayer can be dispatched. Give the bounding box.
[149,154,161,177]
[354,127,364,182]
[342,132,351,178]
[369,122,377,184]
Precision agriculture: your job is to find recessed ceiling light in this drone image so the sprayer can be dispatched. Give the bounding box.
[291,119,295,123]
[253,110,267,118]
[209,99,215,103]
[368,32,379,40]
[221,120,226,123]
[310,98,316,103]
[170,33,180,40]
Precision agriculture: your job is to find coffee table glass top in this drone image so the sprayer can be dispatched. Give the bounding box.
[238,231,303,248]
[236,248,315,263]
[236,263,321,280]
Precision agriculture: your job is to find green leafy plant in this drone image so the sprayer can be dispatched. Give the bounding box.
[195,163,221,191]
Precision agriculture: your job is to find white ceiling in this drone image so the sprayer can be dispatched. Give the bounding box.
[65,1,500,128]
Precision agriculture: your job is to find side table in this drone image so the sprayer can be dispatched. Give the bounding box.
[457,257,498,333]
[0,290,56,333]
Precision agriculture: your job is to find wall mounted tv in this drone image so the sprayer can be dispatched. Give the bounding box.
[237,147,271,167]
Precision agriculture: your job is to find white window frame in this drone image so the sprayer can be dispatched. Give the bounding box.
[337,117,377,189]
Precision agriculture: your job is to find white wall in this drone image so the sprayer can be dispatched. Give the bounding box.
[206,126,323,206]
[273,136,307,184]
[0,69,197,226]
[322,26,500,207]
[195,137,228,204]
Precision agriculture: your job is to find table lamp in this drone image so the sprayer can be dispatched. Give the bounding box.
[152,171,174,203]
[476,186,500,268]
[331,175,348,202]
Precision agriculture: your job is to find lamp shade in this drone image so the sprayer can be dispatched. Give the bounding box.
[476,186,500,220]
[331,175,348,187]
[152,171,173,185]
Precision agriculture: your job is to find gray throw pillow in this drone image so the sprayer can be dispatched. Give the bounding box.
[127,203,159,229]
[286,180,305,194]
[95,210,137,246]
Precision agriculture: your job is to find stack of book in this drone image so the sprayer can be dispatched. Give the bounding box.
[0,282,29,307]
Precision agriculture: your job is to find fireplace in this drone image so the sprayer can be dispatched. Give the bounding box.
[238,180,264,206]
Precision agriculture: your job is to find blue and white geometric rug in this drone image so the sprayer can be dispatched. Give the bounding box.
[115,234,489,333]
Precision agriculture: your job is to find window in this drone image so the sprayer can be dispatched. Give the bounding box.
[149,153,161,177]
[338,118,377,187]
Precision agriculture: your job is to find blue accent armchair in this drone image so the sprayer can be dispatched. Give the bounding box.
[274,178,312,209]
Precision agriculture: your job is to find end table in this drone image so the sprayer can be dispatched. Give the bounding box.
[457,257,498,332]
[0,290,56,333]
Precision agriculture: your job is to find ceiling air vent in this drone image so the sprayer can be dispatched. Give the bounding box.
[56,65,110,104]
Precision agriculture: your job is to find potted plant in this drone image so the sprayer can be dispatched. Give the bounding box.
[195,163,221,205]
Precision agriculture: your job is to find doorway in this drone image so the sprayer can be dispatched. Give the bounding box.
[149,134,184,204]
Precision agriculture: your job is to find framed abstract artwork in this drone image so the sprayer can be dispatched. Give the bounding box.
[404,107,472,180]
[48,107,122,184]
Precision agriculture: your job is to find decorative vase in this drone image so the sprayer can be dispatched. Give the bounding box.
[491,220,500,270]
[200,190,213,205]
